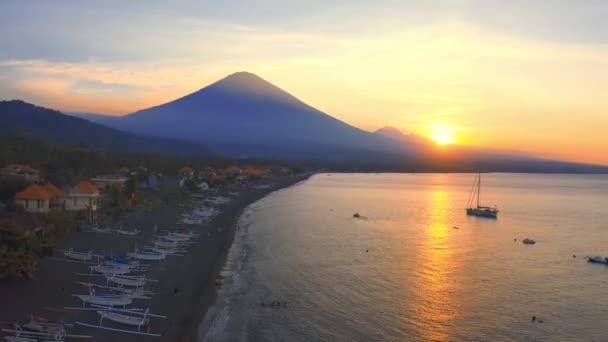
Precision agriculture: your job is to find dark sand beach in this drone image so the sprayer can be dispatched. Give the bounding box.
[0,174,308,341]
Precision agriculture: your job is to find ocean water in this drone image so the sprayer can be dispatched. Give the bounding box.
[200,173,608,341]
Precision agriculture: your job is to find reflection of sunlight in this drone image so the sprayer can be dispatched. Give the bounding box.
[413,189,458,341]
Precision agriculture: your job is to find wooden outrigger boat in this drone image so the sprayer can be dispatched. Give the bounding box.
[168,231,199,238]
[89,265,135,275]
[3,327,65,342]
[114,227,140,236]
[2,320,91,341]
[160,234,191,243]
[154,240,179,248]
[62,249,94,262]
[75,307,166,337]
[127,251,166,261]
[144,246,185,256]
[73,288,132,308]
[89,225,111,234]
[105,274,153,287]
[76,282,153,299]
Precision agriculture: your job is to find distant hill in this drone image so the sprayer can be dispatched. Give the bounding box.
[67,112,121,126]
[110,72,417,162]
[0,100,209,156]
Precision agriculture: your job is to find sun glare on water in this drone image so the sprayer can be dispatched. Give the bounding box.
[430,126,456,145]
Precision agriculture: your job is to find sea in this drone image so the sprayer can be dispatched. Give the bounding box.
[199,173,608,341]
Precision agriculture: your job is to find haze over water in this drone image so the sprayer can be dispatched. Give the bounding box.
[202,173,608,341]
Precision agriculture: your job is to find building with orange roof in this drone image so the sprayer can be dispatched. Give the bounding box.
[14,183,62,213]
[65,180,100,214]
[179,166,194,178]
[225,165,242,176]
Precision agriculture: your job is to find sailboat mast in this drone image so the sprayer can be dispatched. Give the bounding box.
[477,173,481,208]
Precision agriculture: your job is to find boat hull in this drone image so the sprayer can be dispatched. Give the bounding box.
[76,294,132,307]
[466,208,498,218]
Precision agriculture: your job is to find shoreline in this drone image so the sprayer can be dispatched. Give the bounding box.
[180,174,310,341]
[0,173,310,342]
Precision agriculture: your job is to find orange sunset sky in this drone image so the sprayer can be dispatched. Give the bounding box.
[0,1,606,164]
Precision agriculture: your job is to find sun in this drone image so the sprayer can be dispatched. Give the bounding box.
[430,126,456,145]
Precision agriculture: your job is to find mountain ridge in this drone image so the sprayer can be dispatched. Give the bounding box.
[0,100,210,156]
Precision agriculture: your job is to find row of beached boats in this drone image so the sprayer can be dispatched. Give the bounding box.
[3,229,201,340]
[66,230,201,337]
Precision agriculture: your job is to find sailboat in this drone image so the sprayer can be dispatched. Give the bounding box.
[466,173,498,218]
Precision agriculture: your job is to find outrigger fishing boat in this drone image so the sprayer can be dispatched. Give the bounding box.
[89,225,111,234]
[73,288,132,308]
[76,282,153,299]
[89,265,136,275]
[144,246,184,256]
[114,227,140,237]
[62,249,94,262]
[127,250,166,261]
[160,234,191,243]
[102,256,142,268]
[154,240,179,248]
[106,274,151,287]
[169,231,199,239]
[2,315,91,342]
[3,326,66,342]
[466,173,499,218]
[75,307,166,337]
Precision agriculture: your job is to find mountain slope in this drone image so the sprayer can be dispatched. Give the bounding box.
[67,112,120,126]
[0,100,209,156]
[115,72,415,161]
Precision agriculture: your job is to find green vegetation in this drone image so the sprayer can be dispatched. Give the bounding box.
[38,211,76,238]
[0,222,46,279]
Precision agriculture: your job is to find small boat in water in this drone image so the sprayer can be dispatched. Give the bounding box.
[522,238,536,245]
[586,256,608,264]
[466,173,498,218]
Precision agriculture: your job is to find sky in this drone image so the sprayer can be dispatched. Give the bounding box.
[1,0,607,164]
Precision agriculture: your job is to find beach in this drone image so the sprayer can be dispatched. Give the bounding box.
[0,174,308,341]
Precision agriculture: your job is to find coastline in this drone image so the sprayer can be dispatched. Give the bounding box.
[174,174,310,341]
[0,173,310,341]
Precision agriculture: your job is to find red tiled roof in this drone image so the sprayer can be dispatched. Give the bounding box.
[15,184,54,200]
[42,183,64,198]
[70,180,100,195]
[180,166,194,173]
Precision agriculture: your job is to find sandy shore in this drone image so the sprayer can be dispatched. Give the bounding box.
[0,174,308,341]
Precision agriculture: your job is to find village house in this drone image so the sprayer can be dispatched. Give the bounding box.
[225,165,242,176]
[14,183,63,213]
[65,181,100,223]
[179,166,195,178]
[0,164,41,182]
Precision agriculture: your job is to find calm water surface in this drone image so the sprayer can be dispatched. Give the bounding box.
[201,173,608,341]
